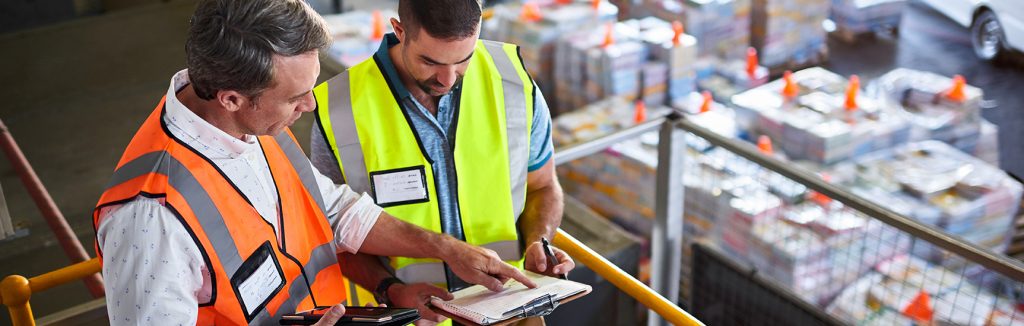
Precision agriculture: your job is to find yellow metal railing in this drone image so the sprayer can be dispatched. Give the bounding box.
[554,229,704,326]
[2,257,101,326]
[4,233,702,326]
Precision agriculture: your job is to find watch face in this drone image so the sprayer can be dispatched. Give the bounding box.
[374,277,403,304]
[373,293,389,305]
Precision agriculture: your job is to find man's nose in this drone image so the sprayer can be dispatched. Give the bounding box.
[436,66,458,88]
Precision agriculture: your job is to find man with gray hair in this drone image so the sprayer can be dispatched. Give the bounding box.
[92,0,534,324]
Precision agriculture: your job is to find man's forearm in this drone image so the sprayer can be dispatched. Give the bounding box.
[339,252,394,291]
[358,212,458,261]
[518,180,564,245]
[358,204,539,292]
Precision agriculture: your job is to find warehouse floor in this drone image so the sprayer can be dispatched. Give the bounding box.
[0,0,1021,323]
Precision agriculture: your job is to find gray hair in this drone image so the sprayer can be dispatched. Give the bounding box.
[185,0,331,100]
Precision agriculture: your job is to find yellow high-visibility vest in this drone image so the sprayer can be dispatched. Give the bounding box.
[314,40,534,287]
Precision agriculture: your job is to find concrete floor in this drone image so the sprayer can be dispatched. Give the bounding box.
[0,0,1021,324]
[0,2,197,323]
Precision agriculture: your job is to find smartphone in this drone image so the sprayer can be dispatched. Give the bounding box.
[280,306,417,325]
[339,307,396,322]
[280,306,332,325]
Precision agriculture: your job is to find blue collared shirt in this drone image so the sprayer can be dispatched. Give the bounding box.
[311,33,554,240]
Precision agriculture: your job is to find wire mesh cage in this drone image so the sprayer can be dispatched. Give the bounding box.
[554,108,1024,325]
[677,125,1024,325]
[691,242,844,326]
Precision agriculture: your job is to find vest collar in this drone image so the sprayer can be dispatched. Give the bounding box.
[373,33,463,104]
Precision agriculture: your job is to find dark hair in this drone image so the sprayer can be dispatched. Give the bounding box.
[398,0,482,41]
[185,0,331,100]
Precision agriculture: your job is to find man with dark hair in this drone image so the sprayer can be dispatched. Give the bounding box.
[311,0,574,323]
[93,0,534,324]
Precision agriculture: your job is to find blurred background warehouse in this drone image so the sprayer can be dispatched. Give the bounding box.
[2,0,1024,325]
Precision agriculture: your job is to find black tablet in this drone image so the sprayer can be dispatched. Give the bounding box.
[280,306,419,325]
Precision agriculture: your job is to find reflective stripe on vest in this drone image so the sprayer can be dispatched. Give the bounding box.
[318,71,372,194]
[314,40,533,286]
[105,149,340,323]
[275,132,328,216]
[481,41,530,221]
[94,102,347,324]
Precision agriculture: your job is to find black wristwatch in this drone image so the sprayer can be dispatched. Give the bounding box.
[373,276,405,305]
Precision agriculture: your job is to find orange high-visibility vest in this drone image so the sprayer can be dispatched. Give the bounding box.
[93,98,347,325]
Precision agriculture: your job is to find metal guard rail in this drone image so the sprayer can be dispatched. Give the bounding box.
[2,233,702,325]
[553,229,701,326]
[557,109,1024,283]
[1,258,101,325]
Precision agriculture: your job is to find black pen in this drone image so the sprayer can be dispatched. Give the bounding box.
[541,237,568,280]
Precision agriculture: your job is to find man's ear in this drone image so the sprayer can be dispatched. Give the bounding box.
[390,17,405,42]
[215,90,248,113]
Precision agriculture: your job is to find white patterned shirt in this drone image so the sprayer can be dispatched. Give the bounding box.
[95,69,382,325]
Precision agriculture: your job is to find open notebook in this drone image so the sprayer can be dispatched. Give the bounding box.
[429,272,591,325]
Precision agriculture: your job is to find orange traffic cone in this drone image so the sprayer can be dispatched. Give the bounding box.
[782,70,798,99]
[844,74,860,111]
[633,100,647,124]
[370,10,384,40]
[601,22,615,48]
[746,47,758,79]
[672,21,684,46]
[810,173,833,206]
[757,135,773,156]
[945,74,967,102]
[699,91,713,113]
[902,290,934,323]
[592,0,601,11]
[520,2,543,22]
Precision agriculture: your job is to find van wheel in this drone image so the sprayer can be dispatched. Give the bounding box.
[971,10,1007,62]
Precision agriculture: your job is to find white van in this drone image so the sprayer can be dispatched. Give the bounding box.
[920,0,1024,61]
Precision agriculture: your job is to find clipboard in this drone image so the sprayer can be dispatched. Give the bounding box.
[429,288,591,326]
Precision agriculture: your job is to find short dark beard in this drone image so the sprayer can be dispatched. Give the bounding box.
[416,75,464,97]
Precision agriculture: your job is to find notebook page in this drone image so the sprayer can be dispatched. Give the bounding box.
[430,272,591,323]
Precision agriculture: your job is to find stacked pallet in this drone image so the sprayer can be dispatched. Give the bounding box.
[829,0,906,42]
[731,67,912,165]
[832,141,1023,259]
[827,255,1023,325]
[552,17,699,112]
[640,0,753,60]
[685,0,753,59]
[872,68,999,166]
[750,0,830,70]
[321,10,397,68]
[485,1,619,112]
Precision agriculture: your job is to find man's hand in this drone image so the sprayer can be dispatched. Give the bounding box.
[356,214,537,291]
[524,241,575,277]
[311,305,345,326]
[442,240,537,291]
[387,283,452,325]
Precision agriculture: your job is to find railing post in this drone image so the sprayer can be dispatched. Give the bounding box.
[2,275,35,326]
[0,119,103,297]
[649,114,685,326]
